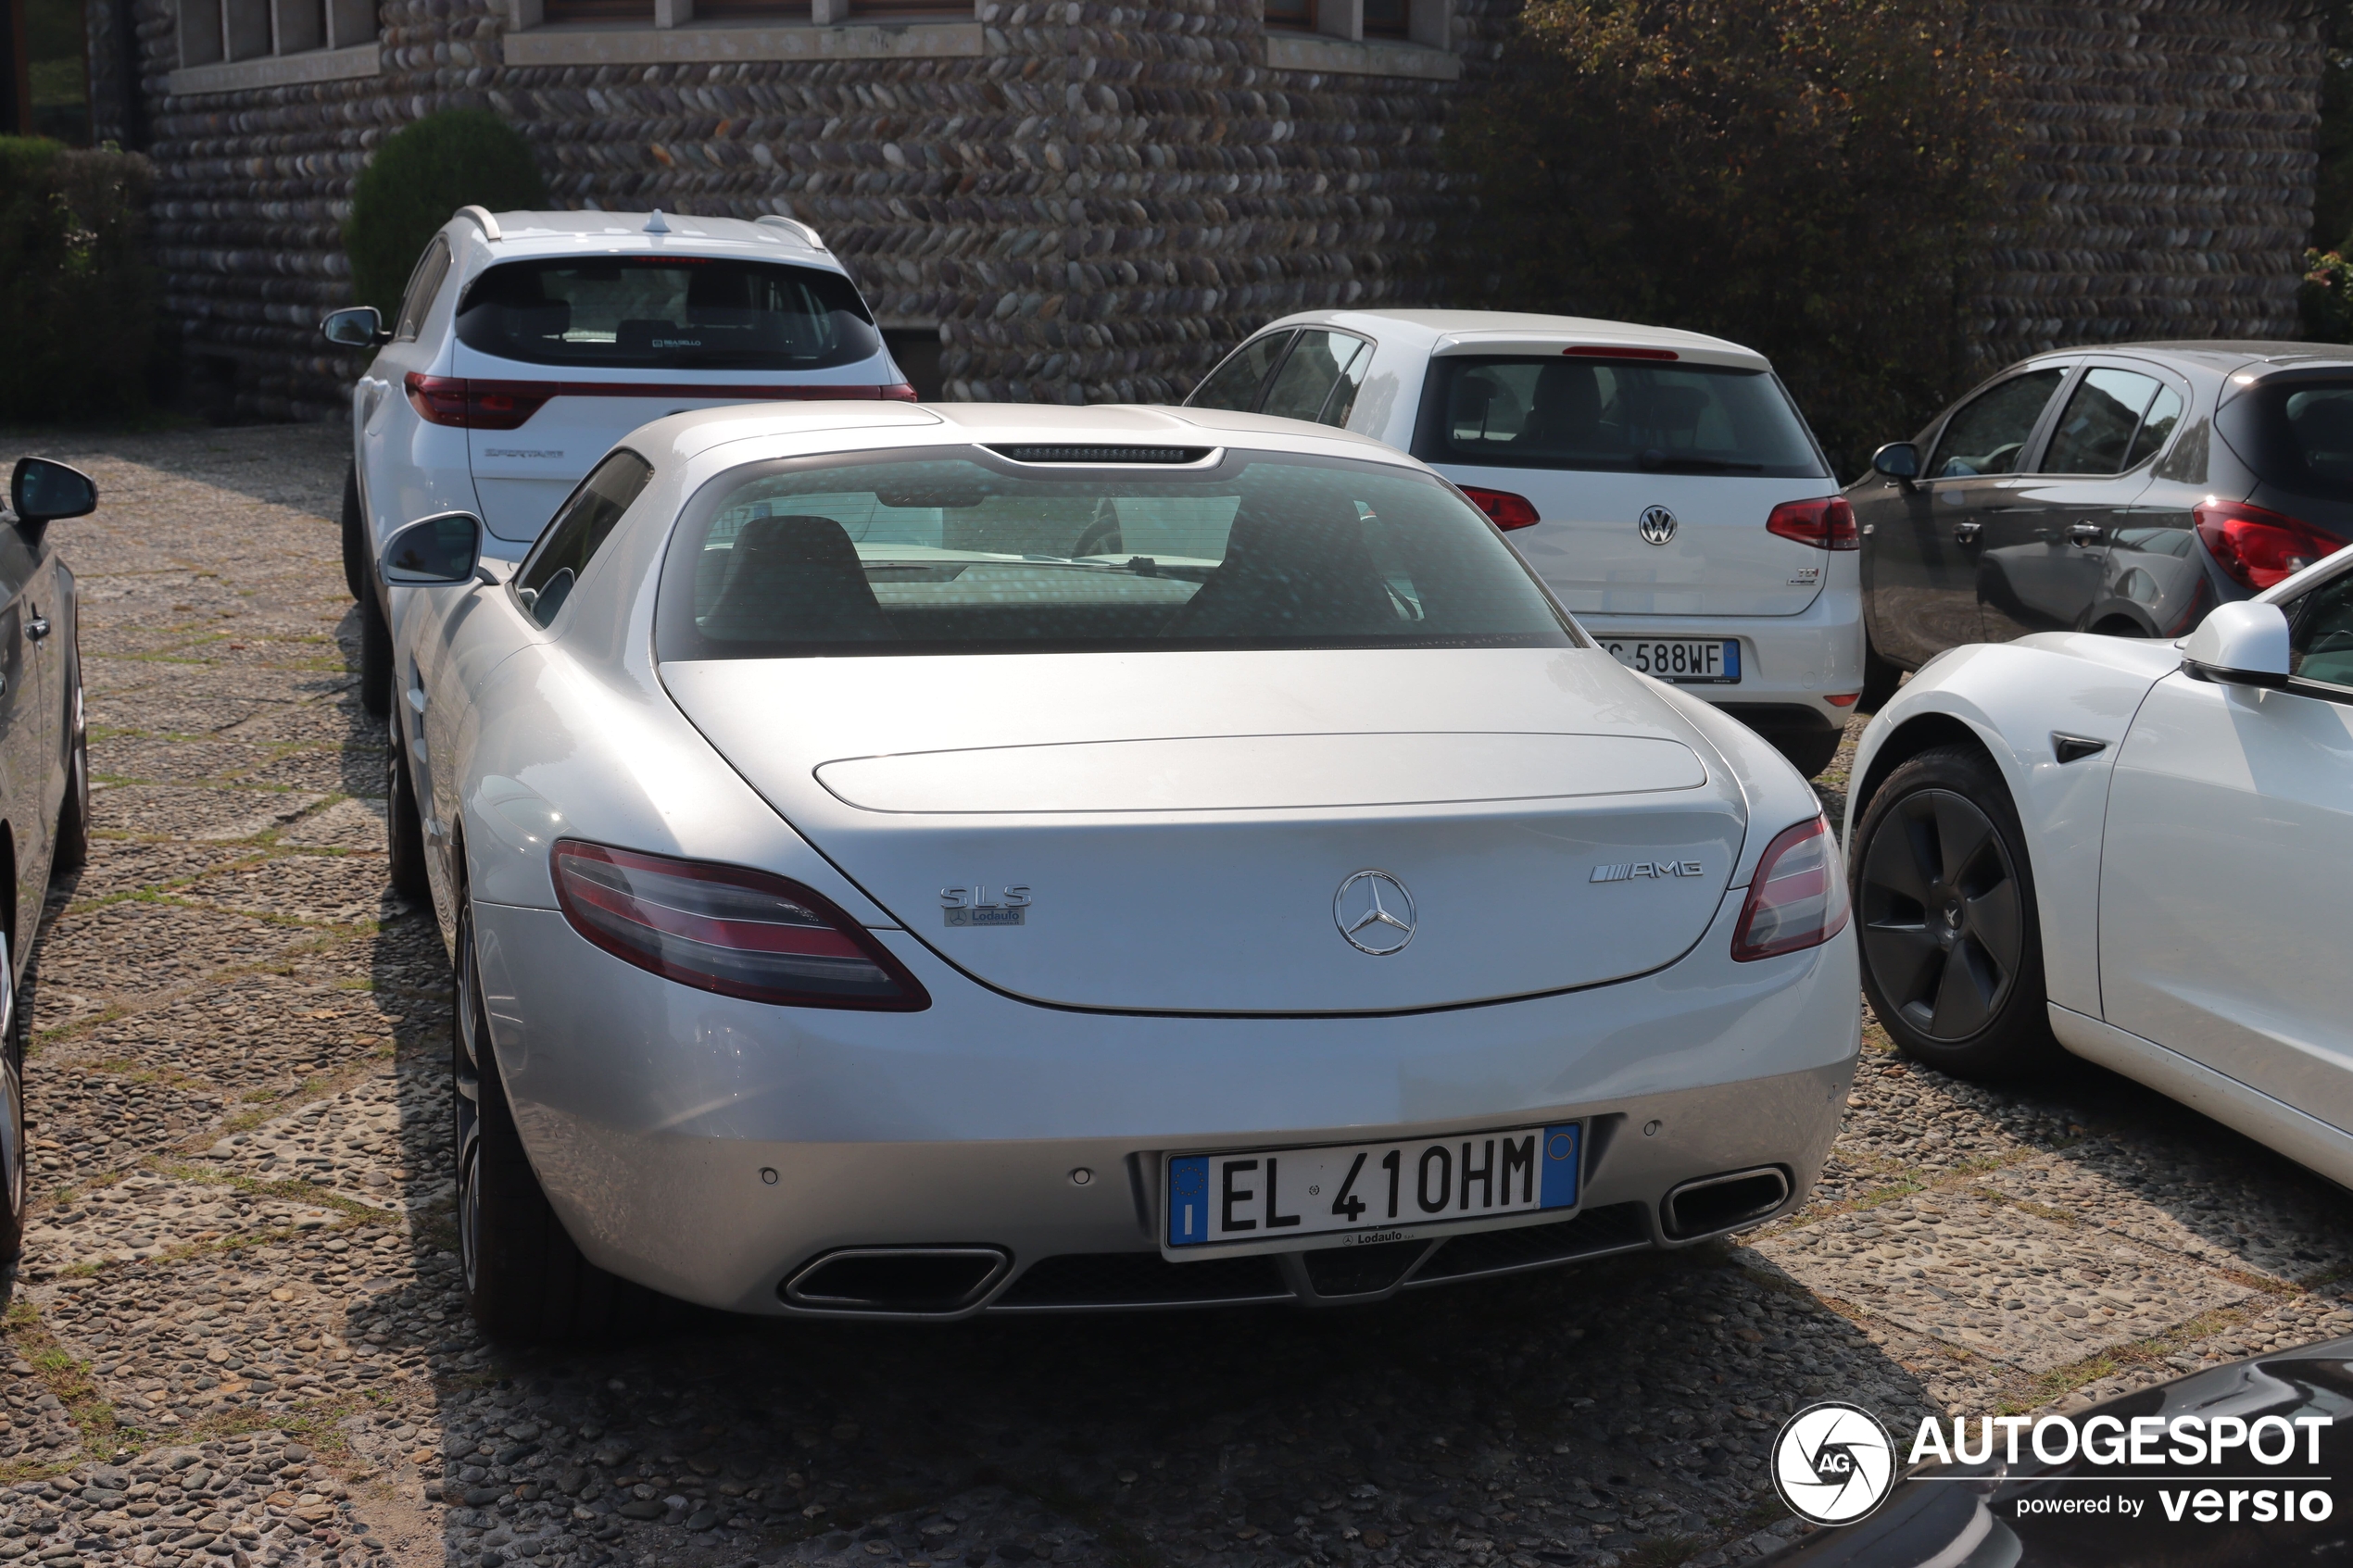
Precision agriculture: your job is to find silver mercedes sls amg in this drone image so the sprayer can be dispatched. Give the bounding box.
[376,402,1860,1339]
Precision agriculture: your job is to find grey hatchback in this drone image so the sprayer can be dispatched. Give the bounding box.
[1851,342,2353,706]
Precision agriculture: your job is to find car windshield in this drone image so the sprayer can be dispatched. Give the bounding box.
[453,257,882,371]
[2217,377,2353,501]
[655,451,1579,659]
[1416,356,1828,478]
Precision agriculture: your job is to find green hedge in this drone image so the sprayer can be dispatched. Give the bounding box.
[0,138,164,423]
[1442,0,2020,479]
[346,109,549,318]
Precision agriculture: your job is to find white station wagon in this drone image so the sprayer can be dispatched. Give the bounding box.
[1187,310,1867,776]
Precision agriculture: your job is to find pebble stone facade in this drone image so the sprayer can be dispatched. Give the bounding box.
[82,0,2322,424]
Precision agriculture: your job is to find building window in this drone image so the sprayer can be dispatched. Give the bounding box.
[1362,0,1406,38]
[1265,0,1313,29]
[535,0,965,22]
[177,0,375,66]
[1264,0,1442,47]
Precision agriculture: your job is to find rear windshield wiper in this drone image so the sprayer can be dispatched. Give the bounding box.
[1636,450,1766,473]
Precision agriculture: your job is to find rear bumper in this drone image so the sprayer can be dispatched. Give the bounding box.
[473,888,1860,1314]
[1579,584,1864,727]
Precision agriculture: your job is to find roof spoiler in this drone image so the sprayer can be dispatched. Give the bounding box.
[756,213,828,251]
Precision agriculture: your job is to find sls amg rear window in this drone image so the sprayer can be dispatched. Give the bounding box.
[454,258,882,371]
[655,451,1579,659]
[1415,357,1828,479]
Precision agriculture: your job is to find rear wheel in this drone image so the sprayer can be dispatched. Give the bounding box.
[359,588,392,718]
[1858,636,1904,714]
[385,717,428,902]
[1851,745,2055,1077]
[51,657,87,875]
[340,462,366,602]
[453,891,660,1343]
[1773,726,1843,781]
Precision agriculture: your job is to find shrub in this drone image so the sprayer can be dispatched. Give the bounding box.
[1442,0,2020,478]
[346,109,548,318]
[2302,248,2353,343]
[0,137,163,423]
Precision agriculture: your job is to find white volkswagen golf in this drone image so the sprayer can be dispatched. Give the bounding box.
[374,400,1859,1339]
[1186,311,1866,776]
[319,207,912,721]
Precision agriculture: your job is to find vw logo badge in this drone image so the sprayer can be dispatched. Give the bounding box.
[1770,1401,1896,1525]
[1333,870,1416,956]
[1638,505,1679,546]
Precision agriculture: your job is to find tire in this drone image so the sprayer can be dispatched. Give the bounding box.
[50,656,87,876]
[1858,636,1904,714]
[1773,727,1843,781]
[453,892,660,1343]
[359,587,392,718]
[341,461,366,602]
[1850,744,2056,1077]
[385,716,429,903]
[0,932,28,1310]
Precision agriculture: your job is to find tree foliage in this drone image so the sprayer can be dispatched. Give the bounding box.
[1442,0,2020,478]
[346,110,548,318]
[0,138,165,423]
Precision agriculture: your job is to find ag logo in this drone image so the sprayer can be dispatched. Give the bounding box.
[1771,1401,1895,1525]
[1638,505,1678,546]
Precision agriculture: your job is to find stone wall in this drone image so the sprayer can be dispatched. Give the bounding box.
[1977,0,2323,361]
[105,0,1512,421]
[96,0,2326,423]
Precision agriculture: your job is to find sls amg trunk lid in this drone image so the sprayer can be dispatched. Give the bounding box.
[661,647,1749,1014]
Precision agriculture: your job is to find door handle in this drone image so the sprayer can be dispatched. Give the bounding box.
[26,616,50,641]
[1953,521,1982,545]
[2066,521,2103,546]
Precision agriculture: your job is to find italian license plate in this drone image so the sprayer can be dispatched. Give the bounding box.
[1165,1123,1580,1254]
[1604,638,1740,684]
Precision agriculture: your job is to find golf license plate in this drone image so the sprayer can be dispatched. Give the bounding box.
[1165,1123,1580,1254]
[1604,638,1740,684]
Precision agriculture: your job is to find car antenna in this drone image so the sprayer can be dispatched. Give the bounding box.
[644,209,671,234]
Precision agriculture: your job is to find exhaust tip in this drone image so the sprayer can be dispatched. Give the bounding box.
[782,1248,1010,1314]
[1661,1166,1791,1240]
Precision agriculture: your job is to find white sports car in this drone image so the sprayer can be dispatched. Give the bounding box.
[1846,546,2353,1184]
[377,400,1859,1339]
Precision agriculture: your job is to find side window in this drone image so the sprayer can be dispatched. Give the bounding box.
[2039,369,2165,475]
[1928,369,2066,478]
[1188,332,1295,411]
[2124,385,2184,470]
[2286,570,2353,693]
[1260,331,1370,424]
[516,452,655,628]
[394,239,453,344]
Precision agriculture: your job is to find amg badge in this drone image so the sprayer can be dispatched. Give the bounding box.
[1592,859,1705,883]
[941,883,1030,927]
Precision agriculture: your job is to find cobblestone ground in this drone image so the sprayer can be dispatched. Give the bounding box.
[0,425,2346,1568]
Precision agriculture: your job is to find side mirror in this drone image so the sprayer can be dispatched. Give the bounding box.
[382,511,484,586]
[1870,442,1920,483]
[2180,600,2291,688]
[11,458,97,530]
[321,307,390,350]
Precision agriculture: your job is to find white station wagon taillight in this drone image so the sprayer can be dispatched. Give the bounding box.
[1730,817,1849,962]
[551,841,928,1010]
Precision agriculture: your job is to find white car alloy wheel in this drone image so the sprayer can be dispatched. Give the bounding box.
[452,900,484,1296]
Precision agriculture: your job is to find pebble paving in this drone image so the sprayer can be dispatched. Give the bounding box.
[0,424,2343,1568]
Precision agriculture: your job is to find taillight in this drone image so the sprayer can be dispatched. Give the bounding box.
[1462,486,1541,531]
[550,841,928,1010]
[405,372,470,427]
[2194,500,2349,592]
[1766,495,1858,551]
[1731,817,1849,962]
[402,374,552,430]
[881,382,920,403]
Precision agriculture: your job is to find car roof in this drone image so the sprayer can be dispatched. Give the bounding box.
[643,400,1427,470]
[442,208,846,274]
[1252,308,1772,370]
[2015,340,2353,377]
